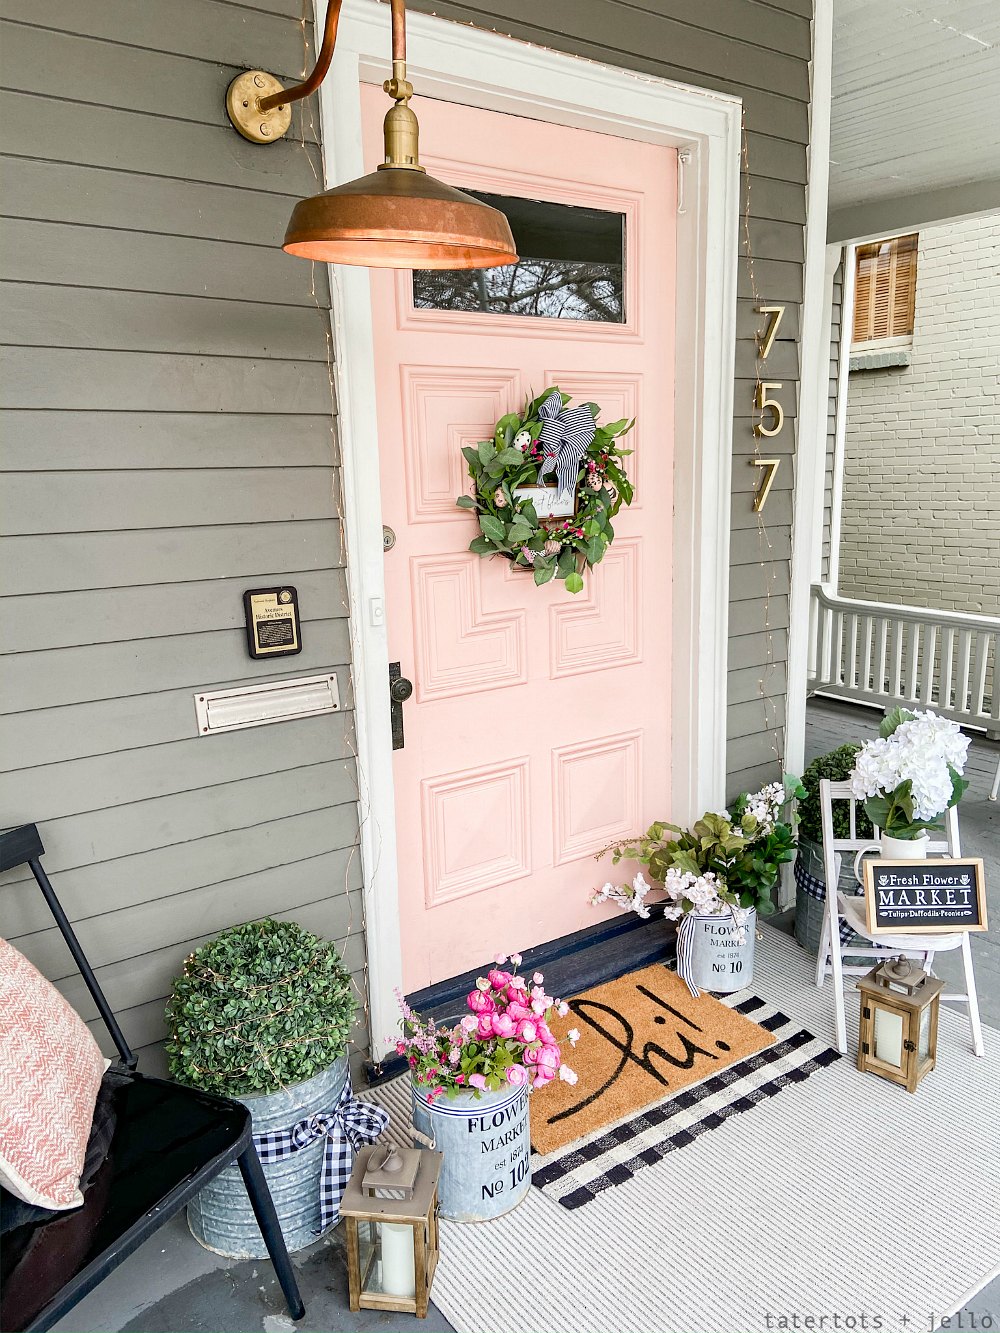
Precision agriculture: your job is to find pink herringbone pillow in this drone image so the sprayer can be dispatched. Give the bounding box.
[0,936,107,1210]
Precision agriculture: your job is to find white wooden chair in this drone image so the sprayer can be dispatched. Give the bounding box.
[814,778,984,1058]
[990,753,999,802]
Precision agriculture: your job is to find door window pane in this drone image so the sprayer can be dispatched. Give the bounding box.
[412,191,625,323]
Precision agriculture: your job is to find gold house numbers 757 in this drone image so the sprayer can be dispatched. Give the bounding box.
[751,305,786,512]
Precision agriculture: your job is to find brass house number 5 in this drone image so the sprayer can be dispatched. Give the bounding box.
[752,305,785,513]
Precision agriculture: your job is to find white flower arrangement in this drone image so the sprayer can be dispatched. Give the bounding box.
[849,708,970,838]
[593,775,804,924]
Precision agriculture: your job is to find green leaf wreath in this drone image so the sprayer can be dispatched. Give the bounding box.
[455,387,635,594]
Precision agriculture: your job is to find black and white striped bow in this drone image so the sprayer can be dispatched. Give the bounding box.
[253,1078,389,1233]
[535,390,597,503]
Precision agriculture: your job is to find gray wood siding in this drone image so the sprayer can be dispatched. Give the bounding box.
[822,260,844,580]
[0,1,366,1066]
[407,0,814,800]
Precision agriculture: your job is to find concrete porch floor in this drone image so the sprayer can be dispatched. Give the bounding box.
[51,698,999,1333]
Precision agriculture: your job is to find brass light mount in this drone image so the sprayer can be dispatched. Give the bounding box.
[225,0,346,144]
[225,0,418,163]
[225,70,292,144]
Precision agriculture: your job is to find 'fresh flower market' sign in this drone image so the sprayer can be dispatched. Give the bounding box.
[860,858,988,934]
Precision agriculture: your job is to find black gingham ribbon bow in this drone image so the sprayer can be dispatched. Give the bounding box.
[536,389,597,503]
[253,1079,389,1233]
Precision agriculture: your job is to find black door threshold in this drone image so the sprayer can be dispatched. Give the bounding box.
[367,911,675,1085]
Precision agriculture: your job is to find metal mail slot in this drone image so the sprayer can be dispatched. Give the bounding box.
[195,673,340,736]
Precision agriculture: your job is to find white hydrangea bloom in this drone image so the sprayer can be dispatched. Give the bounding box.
[850,710,969,822]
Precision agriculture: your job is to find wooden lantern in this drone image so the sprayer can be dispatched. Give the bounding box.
[339,1143,443,1318]
[856,955,945,1094]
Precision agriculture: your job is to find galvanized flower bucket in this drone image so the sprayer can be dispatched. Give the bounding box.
[188,1056,348,1258]
[684,907,756,993]
[411,1081,530,1223]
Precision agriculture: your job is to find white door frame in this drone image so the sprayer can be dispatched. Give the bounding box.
[315,0,741,1056]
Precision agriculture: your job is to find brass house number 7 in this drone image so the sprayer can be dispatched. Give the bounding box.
[752,305,785,513]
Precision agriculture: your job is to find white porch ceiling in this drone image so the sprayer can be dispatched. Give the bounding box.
[830,0,1000,212]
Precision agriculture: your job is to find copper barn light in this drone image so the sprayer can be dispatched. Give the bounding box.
[224,0,518,270]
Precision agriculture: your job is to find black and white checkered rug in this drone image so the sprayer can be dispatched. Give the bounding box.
[530,992,841,1209]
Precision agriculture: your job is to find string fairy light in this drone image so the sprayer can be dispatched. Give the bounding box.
[740,110,785,776]
[295,2,376,1070]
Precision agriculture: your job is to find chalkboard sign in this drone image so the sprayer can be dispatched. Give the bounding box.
[863,858,988,934]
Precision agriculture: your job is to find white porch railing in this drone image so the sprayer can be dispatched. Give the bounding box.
[808,583,1000,738]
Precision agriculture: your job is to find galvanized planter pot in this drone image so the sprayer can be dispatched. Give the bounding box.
[685,908,756,993]
[411,1081,530,1223]
[794,836,870,955]
[188,1056,348,1259]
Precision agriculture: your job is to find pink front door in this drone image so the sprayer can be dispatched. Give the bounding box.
[366,89,676,992]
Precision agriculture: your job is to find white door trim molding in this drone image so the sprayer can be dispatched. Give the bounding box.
[786,0,834,783]
[315,0,741,1055]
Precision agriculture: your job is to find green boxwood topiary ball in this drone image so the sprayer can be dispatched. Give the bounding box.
[798,744,874,844]
[165,918,357,1097]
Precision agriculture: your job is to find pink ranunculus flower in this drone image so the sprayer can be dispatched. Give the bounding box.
[460,1014,478,1033]
[536,1044,561,1072]
[522,1044,541,1066]
[532,1069,554,1089]
[536,1021,554,1045]
[506,1063,529,1088]
[530,998,547,1016]
[516,1019,538,1043]
[487,969,511,990]
[506,1003,531,1023]
[477,1013,495,1039]
[510,952,523,967]
[468,1073,488,1090]
[558,1064,578,1085]
[492,1012,516,1038]
[533,971,545,985]
[467,989,496,1014]
[494,954,508,965]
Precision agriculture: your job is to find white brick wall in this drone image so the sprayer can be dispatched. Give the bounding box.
[838,213,1000,616]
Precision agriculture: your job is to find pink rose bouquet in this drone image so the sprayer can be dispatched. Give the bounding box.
[393,953,577,1101]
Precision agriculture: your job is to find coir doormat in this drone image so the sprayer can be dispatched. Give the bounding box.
[529,962,776,1157]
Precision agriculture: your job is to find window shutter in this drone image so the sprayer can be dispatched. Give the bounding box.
[852,234,917,343]
[889,234,917,336]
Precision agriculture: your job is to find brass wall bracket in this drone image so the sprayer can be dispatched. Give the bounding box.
[225,70,292,144]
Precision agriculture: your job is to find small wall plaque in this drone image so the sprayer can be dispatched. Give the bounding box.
[243,586,302,659]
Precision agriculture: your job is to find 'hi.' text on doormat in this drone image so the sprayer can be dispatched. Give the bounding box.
[530,962,776,1156]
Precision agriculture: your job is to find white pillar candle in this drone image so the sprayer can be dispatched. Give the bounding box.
[874,1006,904,1067]
[379,1222,416,1298]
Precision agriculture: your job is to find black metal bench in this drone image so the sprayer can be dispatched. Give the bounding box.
[0,823,306,1332]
